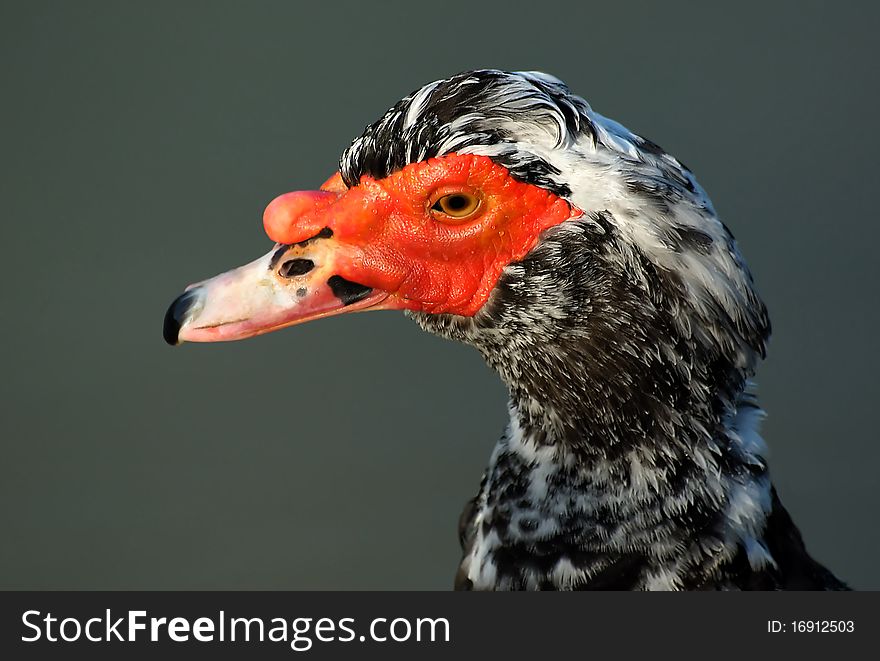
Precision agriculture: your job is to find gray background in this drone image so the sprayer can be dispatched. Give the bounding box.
[1,1,877,589]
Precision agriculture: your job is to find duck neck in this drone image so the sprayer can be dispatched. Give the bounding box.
[463,356,774,590]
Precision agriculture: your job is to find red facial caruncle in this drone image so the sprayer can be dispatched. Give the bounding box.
[164,153,580,344]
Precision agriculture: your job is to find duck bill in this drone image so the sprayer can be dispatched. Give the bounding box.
[163,243,397,345]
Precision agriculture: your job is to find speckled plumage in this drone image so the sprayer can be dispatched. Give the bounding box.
[342,70,848,590]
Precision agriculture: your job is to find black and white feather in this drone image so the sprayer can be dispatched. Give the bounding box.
[341,70,848,590]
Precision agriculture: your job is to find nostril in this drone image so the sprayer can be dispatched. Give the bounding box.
[279,258,315,278]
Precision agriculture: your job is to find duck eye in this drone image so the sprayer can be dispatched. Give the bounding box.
[431,192,480,219]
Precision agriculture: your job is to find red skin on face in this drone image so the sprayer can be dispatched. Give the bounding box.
[263,154,579,316]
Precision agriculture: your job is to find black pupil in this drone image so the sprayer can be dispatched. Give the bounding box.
[445,195,467,211]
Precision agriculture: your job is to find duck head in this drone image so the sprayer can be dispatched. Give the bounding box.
[164,70,769,444]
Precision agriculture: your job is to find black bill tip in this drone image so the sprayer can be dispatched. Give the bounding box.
[163,289,200,346]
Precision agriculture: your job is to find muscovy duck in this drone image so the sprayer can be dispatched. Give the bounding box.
[164,70,848,590]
